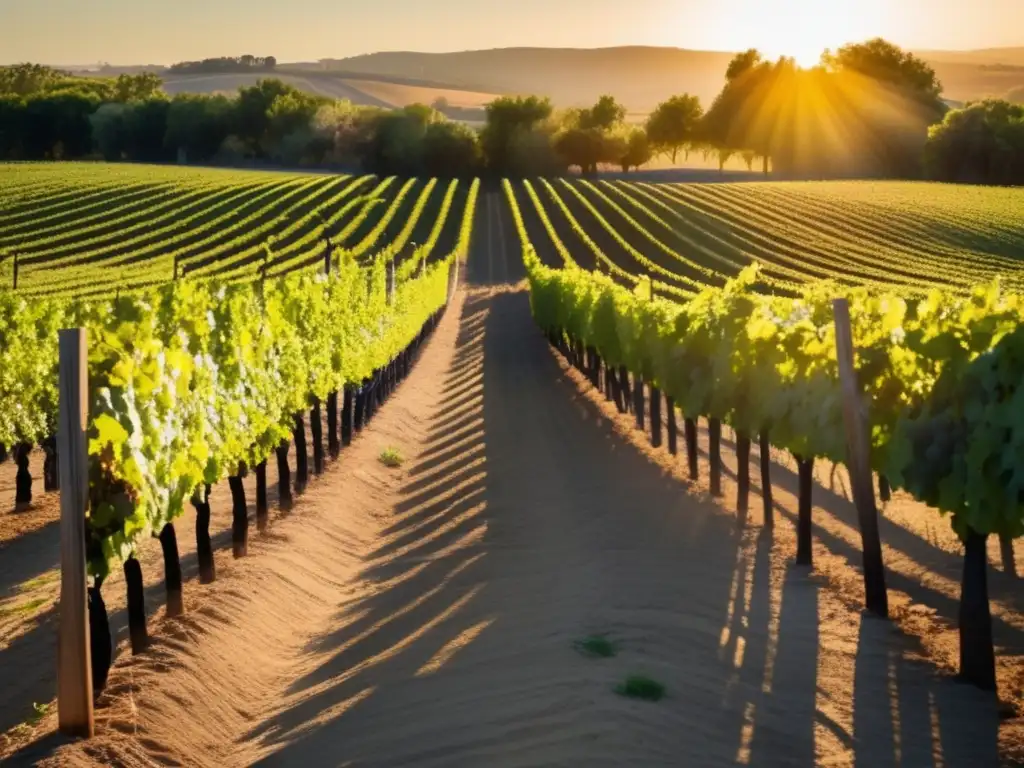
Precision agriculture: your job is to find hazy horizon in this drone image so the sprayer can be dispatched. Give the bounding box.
[3,0,1024,68]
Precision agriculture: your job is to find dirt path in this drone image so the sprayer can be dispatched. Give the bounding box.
[0,192,1007,766]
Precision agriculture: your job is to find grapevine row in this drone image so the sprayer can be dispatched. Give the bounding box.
[522,247,1023,690]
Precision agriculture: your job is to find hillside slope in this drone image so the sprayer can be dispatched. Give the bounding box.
[315,45,1024,110]
[318,47,735,110]
[112,46,1024,114]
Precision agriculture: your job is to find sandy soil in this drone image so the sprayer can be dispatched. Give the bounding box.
[0,191,1017,766]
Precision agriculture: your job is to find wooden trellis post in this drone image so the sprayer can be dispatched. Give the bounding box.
[57,328,94,737]
[833,299,889,618]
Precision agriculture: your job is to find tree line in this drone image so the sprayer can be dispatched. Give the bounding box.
[1,41,1022,185]
[167,55,278,75]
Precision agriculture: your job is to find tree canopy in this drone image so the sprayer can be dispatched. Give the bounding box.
[645,94,703,163]
[168,56,278,75]
[701,39,947,178]
[925,99,1024,185]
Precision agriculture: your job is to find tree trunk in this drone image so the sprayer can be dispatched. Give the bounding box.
[14,442,32,506]
[341,386,354,446]
[610,367,623,412]
[959,530,997,691]
[276,441,292,510]
[354,384,366,432]
[42,436,59,491]
[736,431,751,517]
[229,469,248,558]
[650,386,662,448]
[364,375,376,424]
[255,460,268,532]
[999,533,1018,578]
[159,523,184,617]
[666,395,677,456]
[634,376,645,430]
[310,399,324,475]
[327,391,339,458]
[709,418,722,497]
[193,484,215,584]
[619,367,631,414]
[89,583,112,695]
[796,456,814,567]
[293,413,308,493]
[684,418,699,480]
[879,475,892,503]
[124,556,148,654]
[760,431,773,529]
[762,155,770,175]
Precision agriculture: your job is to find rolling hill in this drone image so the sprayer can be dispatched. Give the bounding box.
[107,45,1024,116]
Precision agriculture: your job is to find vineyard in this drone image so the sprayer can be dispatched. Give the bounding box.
[2,163,1024,765]
[0,164,472,298]
[505,174,1024,699]
[505,177,1024,296]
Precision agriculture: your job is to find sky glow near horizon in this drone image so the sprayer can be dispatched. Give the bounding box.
[1,0,1021,65]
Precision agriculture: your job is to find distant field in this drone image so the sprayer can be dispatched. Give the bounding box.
[505,178,1024,298]
[161,72,500,112]
[0,164,471,299]
[4,164,1023,303]
[340,79,499,110]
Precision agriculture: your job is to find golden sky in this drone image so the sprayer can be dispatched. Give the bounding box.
[2,0,1022,65]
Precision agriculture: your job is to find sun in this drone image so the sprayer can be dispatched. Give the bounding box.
[723,0,879,69]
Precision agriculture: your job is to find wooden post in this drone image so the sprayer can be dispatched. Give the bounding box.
[386,261,396,305]
[57,328,94,738]
[833,299,889,618]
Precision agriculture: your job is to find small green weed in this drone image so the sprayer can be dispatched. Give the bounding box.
[0,597,48,619]
[615,675,665,701]
[20,571,58,592]
[573,634,618,658]
[27,702,49,725]
[379,447,404,468]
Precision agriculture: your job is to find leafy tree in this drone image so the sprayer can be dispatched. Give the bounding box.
[0,64,69,96]
[113,73,163,102]
[235,79,312,156]
[0,96,25,157]
[357,109,430,175]
[169,56,278,75]
[480,95,554,175]
[123,98,171,162]
[726,49,764,82]
[645,93,703,163]
[507,126,565,176]
[580,95,626,131]
[702,40,942,178]
[265,91,324,157]
[22,92,98,159]
[90,102,131,160]
[1007,86,1024,105]
[421,121,481,177]
[925,99,1024,185]
[620,128,651,171]
[699,53,782,174]
[822,38,944,109]
[555,128,604,173]
[165,93,234,162]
